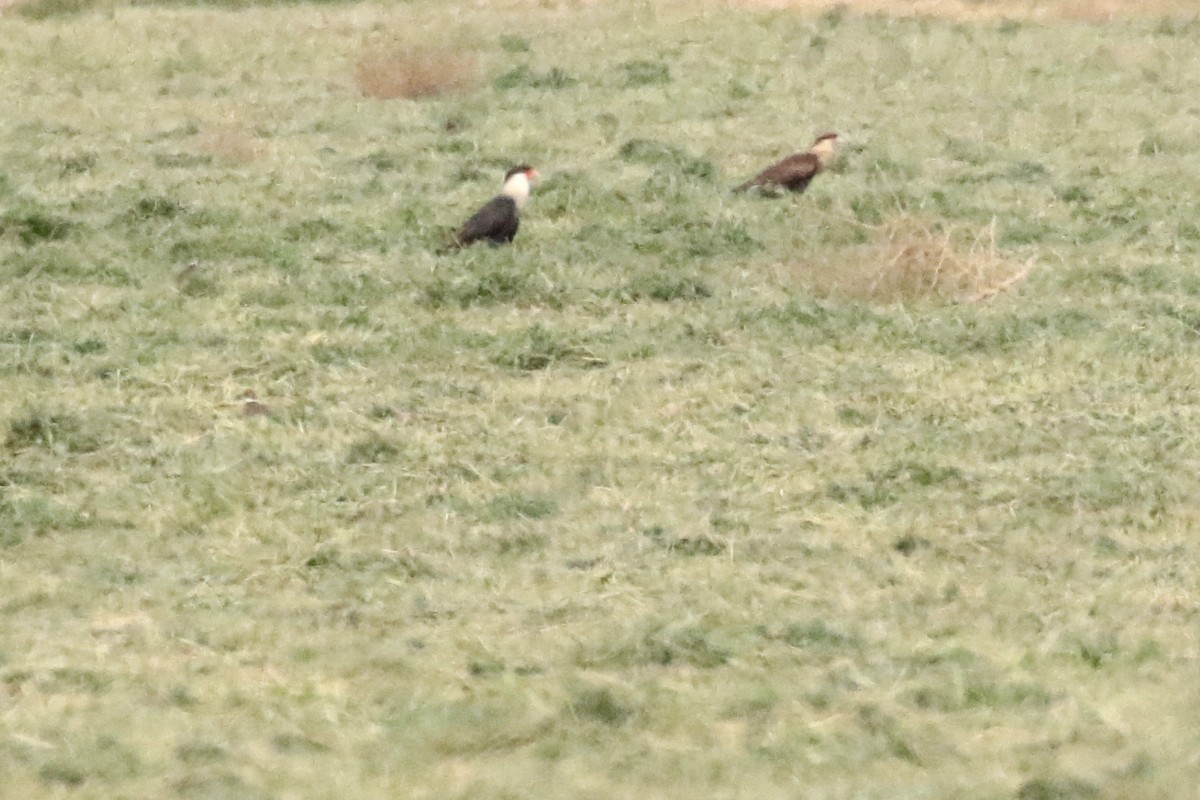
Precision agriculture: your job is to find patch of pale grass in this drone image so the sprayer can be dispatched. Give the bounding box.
[1049,0,1200,22]
[721,0,1200,21]
[353,45,479,100]
[789,215,1032,304]
[196,125,266,163]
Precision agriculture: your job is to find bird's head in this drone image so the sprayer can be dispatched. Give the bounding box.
[505,164,539,183]
[810,132,840,164]
[502,165,538,208]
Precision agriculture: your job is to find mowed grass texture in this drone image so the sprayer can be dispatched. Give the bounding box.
[3,2,1200,797]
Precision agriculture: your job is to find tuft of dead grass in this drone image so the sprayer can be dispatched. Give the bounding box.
[353,45,479,100]
[196,126,266,164]
[790,215,1033,304]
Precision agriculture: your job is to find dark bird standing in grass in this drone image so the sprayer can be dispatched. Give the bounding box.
[733,132,839,194]
[239,389,271,417]
[451,164,539,247]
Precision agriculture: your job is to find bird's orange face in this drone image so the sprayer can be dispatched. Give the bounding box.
[524,167,541,183]
[810,134,839,165]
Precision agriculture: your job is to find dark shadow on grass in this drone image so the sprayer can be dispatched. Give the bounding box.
[618,138,715,181]
[489,324,607,371]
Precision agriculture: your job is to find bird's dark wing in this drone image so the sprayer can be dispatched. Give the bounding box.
[455,195,519,246]
[772,153,821,192]
[733,152,820,193]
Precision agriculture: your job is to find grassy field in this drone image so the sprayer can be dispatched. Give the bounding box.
[3,0,1200,797]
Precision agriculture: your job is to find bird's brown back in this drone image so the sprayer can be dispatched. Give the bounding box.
[762,152,821,190]
[735,151,822,193]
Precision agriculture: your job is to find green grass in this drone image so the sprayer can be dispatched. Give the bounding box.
[3,1,1200,797]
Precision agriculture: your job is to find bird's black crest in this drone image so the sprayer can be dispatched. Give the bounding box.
[813,132,839,142]
[505,164,535,180]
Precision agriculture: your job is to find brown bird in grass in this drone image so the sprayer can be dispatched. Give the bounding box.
[240,390,271,417]
[733,132,839,194]
[450,164,539,248]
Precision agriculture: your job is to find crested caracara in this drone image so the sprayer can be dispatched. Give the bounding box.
[733,132,839,194]
[452,164,539,247]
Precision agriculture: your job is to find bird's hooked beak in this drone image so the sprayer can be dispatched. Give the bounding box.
[526,168,541,183]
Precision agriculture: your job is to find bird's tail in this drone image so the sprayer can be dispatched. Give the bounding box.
[731,179,756,194]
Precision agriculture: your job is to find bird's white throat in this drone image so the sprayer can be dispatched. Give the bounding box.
[502,172,532,210]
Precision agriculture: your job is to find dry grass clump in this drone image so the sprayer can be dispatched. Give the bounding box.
[196,126,266,164]
[793,215,1032,304]
[354,45,479,100]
